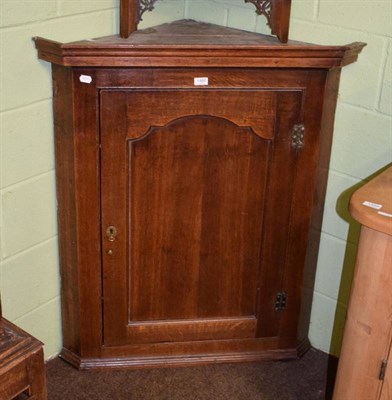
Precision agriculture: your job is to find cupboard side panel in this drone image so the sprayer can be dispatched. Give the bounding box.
[297,69,341,345]
[52,64,80,355]
[256,90,303,338]
[278,71,329,348]
[72,69,102,357]
[101,91,129,344]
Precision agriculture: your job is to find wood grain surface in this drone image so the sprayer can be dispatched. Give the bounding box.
[0,318,47,400]
[34,20,366,68]
[333,227,392,400]
[36,19,365,368]
[349,166,392,235]
[333,167,392,400]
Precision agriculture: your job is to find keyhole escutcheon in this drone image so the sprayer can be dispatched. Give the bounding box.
[106,225,117,242]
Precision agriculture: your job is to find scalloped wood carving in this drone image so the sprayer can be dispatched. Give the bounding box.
[245,0,272,27]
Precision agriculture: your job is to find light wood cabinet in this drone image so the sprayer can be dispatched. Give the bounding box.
[333,166,392,400]
[34,20,364,369]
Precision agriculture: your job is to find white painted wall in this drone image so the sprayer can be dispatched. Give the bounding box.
[1,0,391,359]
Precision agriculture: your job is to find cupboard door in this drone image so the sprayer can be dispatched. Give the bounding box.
[100,89,302,346]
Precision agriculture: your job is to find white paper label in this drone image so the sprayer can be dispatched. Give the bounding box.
[194,77,209,86]
[378,211,392,218]
[79,75,92,84]
[362,201,382,210]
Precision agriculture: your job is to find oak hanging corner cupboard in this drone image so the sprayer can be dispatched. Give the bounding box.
[34,5,365,369]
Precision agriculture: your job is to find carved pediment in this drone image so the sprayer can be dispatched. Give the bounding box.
[120,0,292,43]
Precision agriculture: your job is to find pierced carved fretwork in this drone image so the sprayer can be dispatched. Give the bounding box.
[121,0,292,44]
[139,0,159,21]
[244,0,272,27]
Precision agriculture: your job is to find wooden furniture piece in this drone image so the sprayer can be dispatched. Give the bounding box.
[0,298,47,400]
[34,17,364,369]
[120,0,292,42]
[333,166,392,400]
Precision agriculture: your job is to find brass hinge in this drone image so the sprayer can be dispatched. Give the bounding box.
[292,124,305,150]
[275,291,287,311]
[379,359,388,380]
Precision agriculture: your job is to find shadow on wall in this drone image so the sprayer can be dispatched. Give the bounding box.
[329,163,392,357]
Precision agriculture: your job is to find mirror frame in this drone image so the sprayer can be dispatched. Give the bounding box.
[120,0,292,43]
